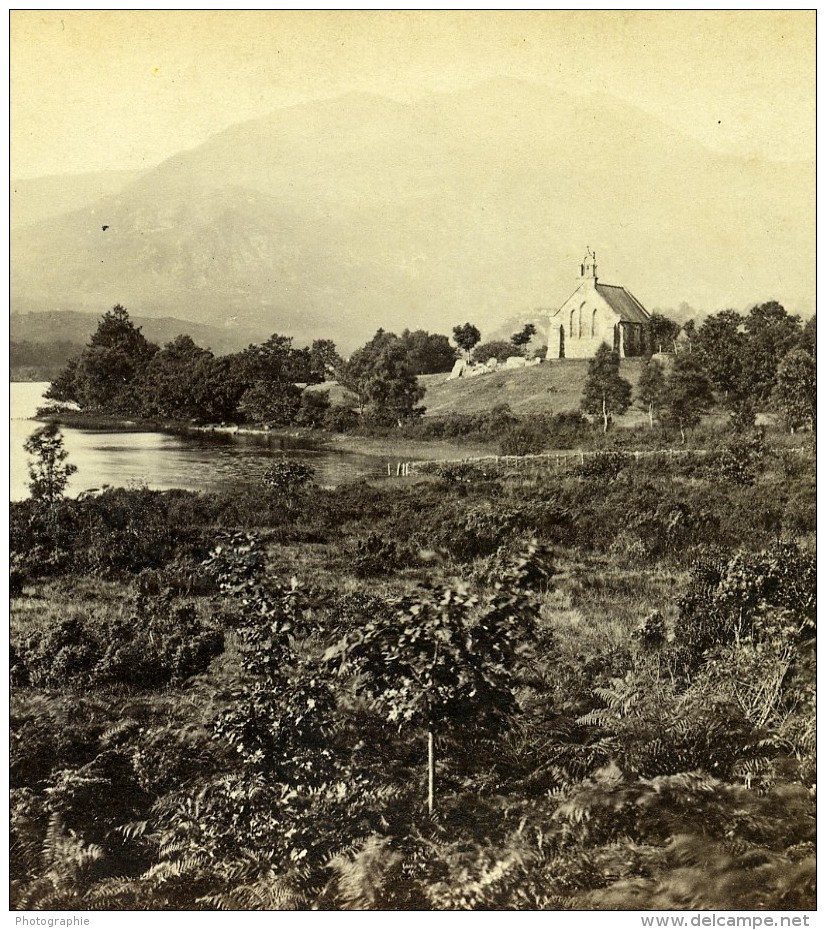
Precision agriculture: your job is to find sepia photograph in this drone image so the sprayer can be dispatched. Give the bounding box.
[9,10,816,916]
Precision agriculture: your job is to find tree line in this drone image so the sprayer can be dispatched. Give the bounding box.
[581,302,816,439]
[45,301,815,437]
[44,307,547,429]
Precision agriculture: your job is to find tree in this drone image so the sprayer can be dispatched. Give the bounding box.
[661,354,713,443]
[308,339,342,383]
[400,329,457,374]
[295,389,331,428]
[363,343,425,425]
[239,334,313,385]
[510,323,537,356]
[238,381,303,426]
[693,310,746,400]
[452,323,481,361]
[470,340,513,365]
[338,330,398,413]
[798,314,816,358]
[636,358,667,428]
[139,335,214,420]
[327,543,551,814]
[23,424,77,504]
[644,312,681,355]
[581,344,632,433]
[46,305,157,412]
[338,330,425,422]
[773,348,816,433]
[741,301,802,403]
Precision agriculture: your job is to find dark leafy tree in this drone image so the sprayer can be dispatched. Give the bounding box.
[452,323,481,361]
[239,334,314,385]
[139,335,214,420]
[364,343,425,425]
[636,358,667,428]
[338,330,399,413]
[238,381,303,426]
[693,310,746,400]
[661,354,713,443]
[400,329,457,374]
[510,323,537,355]
[339,331,425,423]
[741,301,802,403]
[46,305,157,411]
[188,354,247,423]
[23,424,77,504]
[294,389,331,428]
[798,314,816,357]
[308,339,342,383]
[89,304,151,356]
[470,340,514,364]
[644,312,682,355]
[773,348,816,433]
[581,343,632,433]
[45,358,82,404]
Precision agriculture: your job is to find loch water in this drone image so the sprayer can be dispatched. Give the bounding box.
[10,383,386,501]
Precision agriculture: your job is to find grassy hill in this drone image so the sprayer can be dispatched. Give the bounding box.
[419,358,647,421]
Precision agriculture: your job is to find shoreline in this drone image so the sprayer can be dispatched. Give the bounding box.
[33,408,498,463]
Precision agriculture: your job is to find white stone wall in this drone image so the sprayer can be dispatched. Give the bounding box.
[547,287,620,359]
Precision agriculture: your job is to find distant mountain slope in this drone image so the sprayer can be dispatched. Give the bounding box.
[10,310,267,355]
[11,80,814,352]
[11,169,144,228]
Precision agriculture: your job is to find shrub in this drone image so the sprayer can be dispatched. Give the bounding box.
[352,533,411,577]
[575,451,630,481]
[674,543,816,659]
[431,462,496,484]
[322,403,358,433]
[261,460,315,494]
[499,423,547,456]
[714,432,765,486]
[12,597,224,690]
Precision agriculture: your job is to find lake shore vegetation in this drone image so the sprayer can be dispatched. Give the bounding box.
[10,300,817,909]
[11,412,816,909]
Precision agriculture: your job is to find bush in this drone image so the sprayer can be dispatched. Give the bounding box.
[352,533,411,577]
[323,403,358,433]
[262,460,316,494]
[499,423,547,456]
[674,543,816,659]
[575,451,630,481]
[12,596,224,690]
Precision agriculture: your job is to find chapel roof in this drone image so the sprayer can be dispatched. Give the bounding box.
[594,283,651,324]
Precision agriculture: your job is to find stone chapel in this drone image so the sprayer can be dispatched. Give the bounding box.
[546,249,650,359]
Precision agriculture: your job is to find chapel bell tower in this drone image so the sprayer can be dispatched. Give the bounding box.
[580,247,597,282]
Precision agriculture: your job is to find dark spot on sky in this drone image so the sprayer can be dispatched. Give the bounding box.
[102,225,109,231]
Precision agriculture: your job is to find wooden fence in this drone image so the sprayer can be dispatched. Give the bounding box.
[384,445,809,479]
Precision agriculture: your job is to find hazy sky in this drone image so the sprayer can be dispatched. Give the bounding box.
[11,10,815,179]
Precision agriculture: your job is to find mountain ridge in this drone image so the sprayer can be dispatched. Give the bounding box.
[11,80,814,352]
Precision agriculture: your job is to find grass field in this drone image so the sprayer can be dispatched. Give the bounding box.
[419,358,648,421]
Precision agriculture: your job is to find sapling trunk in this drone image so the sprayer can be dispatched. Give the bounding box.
[602,395,609,433]
[427,728,435,816]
